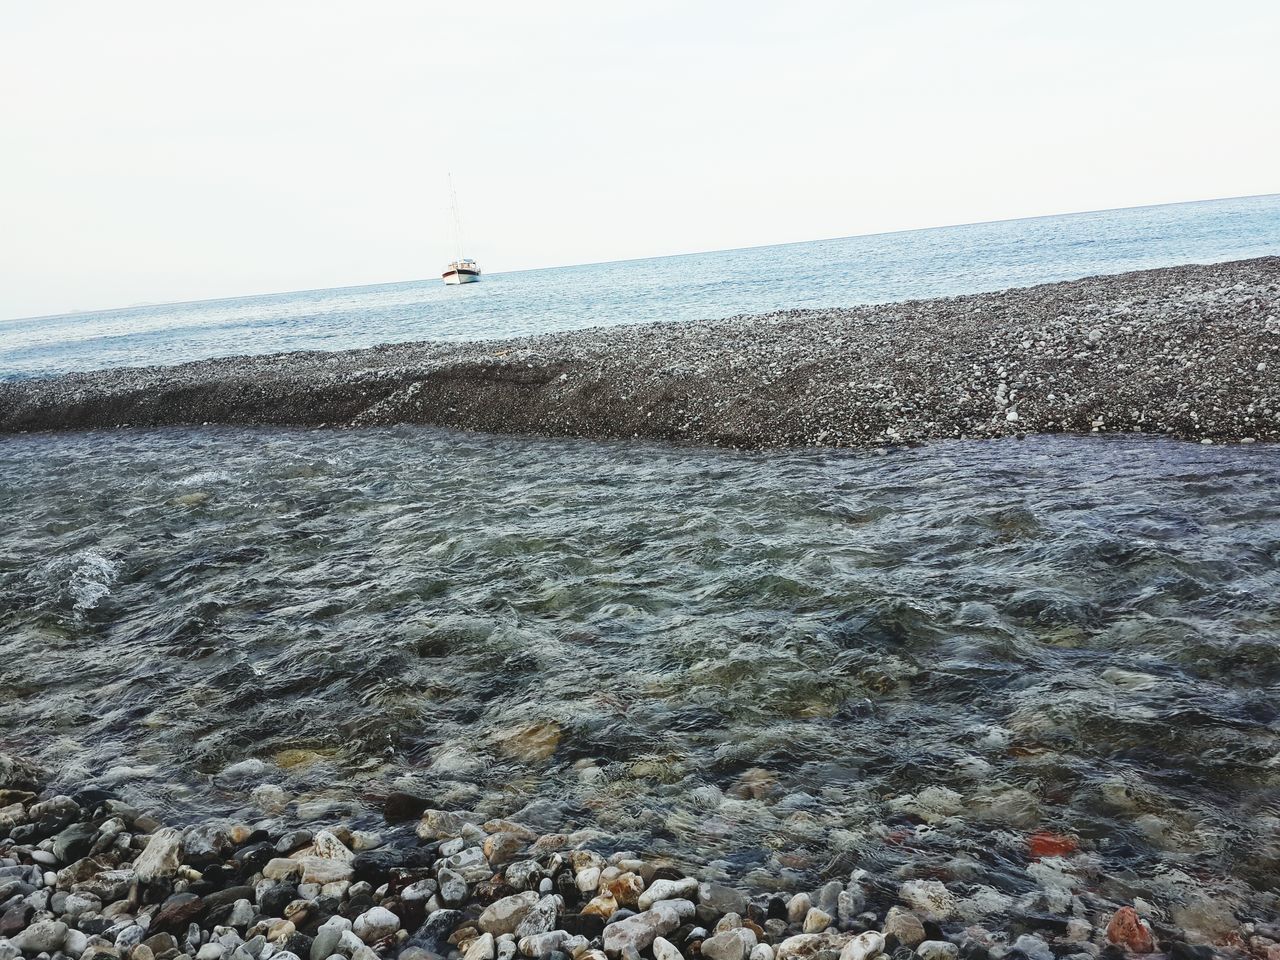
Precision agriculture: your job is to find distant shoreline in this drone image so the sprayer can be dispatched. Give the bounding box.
[2,257,1277,448]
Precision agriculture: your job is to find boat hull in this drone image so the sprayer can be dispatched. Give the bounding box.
[443,270,480,285]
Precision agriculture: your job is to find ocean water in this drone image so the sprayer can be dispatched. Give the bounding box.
[2,429,1278,924]
[1,194,1278,379]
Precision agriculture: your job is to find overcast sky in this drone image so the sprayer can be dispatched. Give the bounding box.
[1,1,1276,320]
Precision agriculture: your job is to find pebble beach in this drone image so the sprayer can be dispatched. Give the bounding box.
[3,754,1275,960]
[2,258,1277,447]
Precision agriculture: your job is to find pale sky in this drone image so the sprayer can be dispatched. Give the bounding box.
[1,0,1277,321]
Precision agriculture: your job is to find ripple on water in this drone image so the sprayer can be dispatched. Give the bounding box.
[37,547,121,613]
[1,428,1279,923]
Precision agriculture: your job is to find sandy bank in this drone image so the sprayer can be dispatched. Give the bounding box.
[2,258,1277,447]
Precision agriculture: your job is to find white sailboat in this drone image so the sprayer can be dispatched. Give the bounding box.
[443,175,481,285]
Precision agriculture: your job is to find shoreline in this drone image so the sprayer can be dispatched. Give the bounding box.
[1,756,1269,960]
[0,258,1276,447]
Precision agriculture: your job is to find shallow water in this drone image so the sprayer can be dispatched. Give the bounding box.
[2,428,1278,925]
[2,193,1278,379]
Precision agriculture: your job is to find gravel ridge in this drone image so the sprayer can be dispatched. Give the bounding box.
[1,258,1277,447]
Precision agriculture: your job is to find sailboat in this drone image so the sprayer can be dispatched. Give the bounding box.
[443,175,481,285]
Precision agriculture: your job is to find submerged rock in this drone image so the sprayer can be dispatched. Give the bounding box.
[1106,906,1155,954]
[897,881,956,922]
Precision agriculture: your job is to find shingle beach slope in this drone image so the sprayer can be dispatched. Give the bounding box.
[2,258,1277,446]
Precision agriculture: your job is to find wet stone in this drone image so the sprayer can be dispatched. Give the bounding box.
[840,932,884,960]
[153,893,205,933]
[640,879,699,912]
[407,909,464,955]
[1105,909,1154,955]
[353,907,399,944]
[602,905,683,958]
[479,892,541,936]
[897,883,955,923]
[513,895,559,939]
[786,895,811,927]
[257,882,298,918]
[802,909,832,934]
[52,821,99,862]
[703,928,758,960]
[883,909,926,949]
[465,933,496,960]
[0,905,33,939]
[1009,936,1053,960]
[384,792,432,822]
[11,919,68,953]
[134,829,184,885]
[916,943,957,960]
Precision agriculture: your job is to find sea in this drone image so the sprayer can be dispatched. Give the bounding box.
[1,193,1278,379]
[2,196,1279,928]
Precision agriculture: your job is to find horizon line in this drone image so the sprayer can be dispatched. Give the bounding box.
[4,190,1277,325]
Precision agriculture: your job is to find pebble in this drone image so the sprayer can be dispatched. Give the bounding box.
[479,892,540,936]
[577,866,602,894]
[438,867,468,906]
[801,908,831,934]
[916,942,958,960]
[64,928,89,956]
[883,907,926,948]
[228,900,256,928]
[839,931,884,960]
[700,883,749,916]
[352,906,399,944]
[601,904,682,957]
[61,890,100,919]
[134,828,183,883]
[465,932,497,960]
[785,893,811,926]
[11,920,67,953]
[483,833,526,865]
[703,928,757,960]
[263,858,302,882]
[638,878,698,911]
[519,930,571,956]
[1010,935,1053,960]
[1106,907,1155,954]
[309,917,350,960]
[774,934,830,960]
[897,881,956,921]
[513,894,559,938]
[297,858,352,885]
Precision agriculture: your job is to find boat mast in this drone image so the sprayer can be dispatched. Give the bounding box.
[449,173,465,263]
